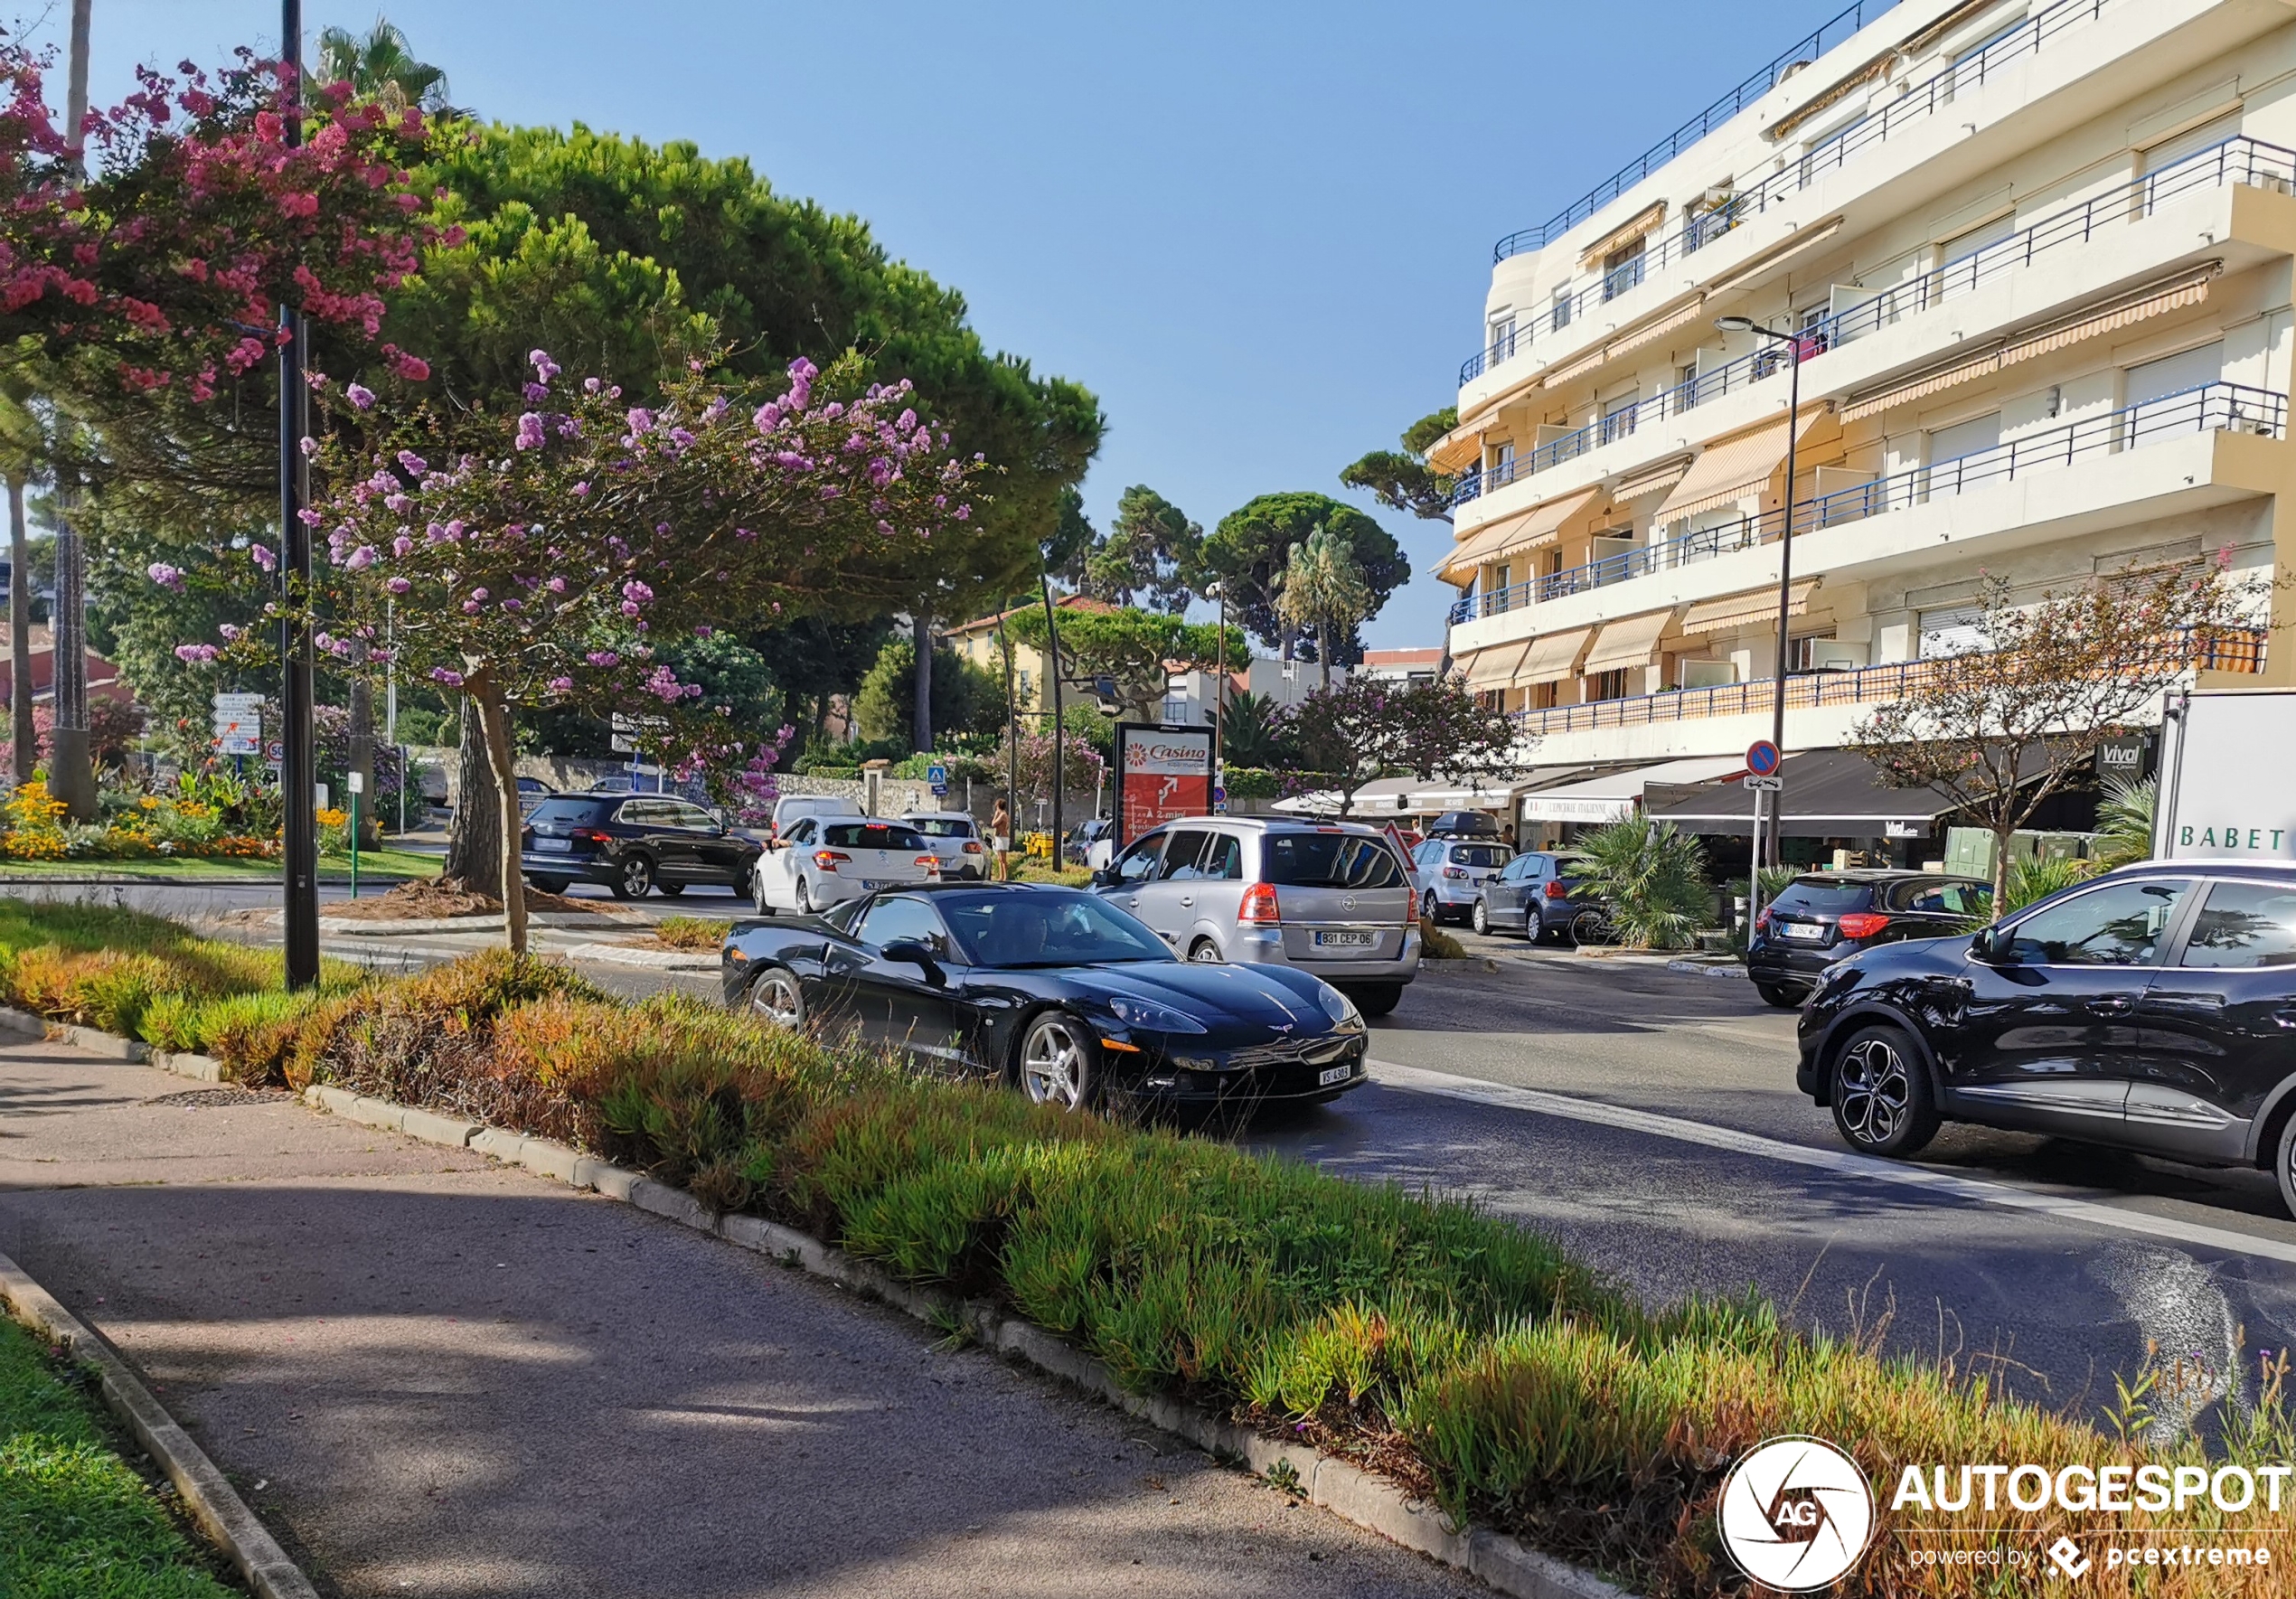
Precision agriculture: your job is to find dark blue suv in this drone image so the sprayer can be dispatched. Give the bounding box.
[521,792,761,900]
[1797,861,2296,1215]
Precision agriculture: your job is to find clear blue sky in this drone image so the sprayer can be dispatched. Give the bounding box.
[46,0,1858,649]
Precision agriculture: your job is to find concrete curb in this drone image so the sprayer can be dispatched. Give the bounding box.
[316,910,638,936]
[19,1007,1633,1599]
[1664,959,1748,982]
[557,941,720,971]
[0,1248,322,1599]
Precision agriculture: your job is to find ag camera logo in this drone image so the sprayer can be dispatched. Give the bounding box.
[1717,1436,1877,1591]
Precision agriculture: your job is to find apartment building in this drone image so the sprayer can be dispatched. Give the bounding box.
[1435,0,2296,789]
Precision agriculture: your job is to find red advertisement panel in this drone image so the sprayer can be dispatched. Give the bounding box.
[1115,723,1213,844]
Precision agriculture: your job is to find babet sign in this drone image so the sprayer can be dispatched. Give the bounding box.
[1113,723,1213,845]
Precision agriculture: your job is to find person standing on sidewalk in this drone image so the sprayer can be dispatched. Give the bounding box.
[990,797,1012,880]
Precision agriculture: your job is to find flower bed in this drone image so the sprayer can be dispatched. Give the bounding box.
[0,780,278,863]
[0,898,2289,1596]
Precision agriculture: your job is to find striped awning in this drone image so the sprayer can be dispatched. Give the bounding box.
[1542,296,1708,387]
[1519,625,1595,686]
[1839,263,2222,424]
[1490,486,1601,560]
[1613,456,1691,502]
[1581,608,1676,674]
[1461,639,1531,690]
[1436,516,1520,582]
[1679,578,1821,636]
[1578,202,1666,267]
[1651,407,1830,522]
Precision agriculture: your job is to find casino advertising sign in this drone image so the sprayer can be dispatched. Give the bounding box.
[1114,723,1213,845]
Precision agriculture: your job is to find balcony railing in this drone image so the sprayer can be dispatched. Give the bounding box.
[1490,0,1900,264]
[1448,383,2286,624]
[1463,0,2121,386]
[1500,629,2265,740]
[1448,136,2295,509]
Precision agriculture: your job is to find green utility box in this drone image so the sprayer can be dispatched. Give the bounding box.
[1942,827,2094,881]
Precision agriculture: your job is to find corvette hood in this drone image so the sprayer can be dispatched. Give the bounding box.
[1063,962,1329,1033]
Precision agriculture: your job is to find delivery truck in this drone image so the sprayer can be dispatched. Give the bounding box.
[2155,686,2296,860]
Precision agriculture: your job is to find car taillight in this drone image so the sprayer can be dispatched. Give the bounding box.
[572,828,612,844]
[916,855,942,876]
[812,849,851,870]
[1238,882,1280,925]
[961,841,983,854]
[1543,880,1568,899]
[1836,911,1890,939]
[1442,867,1468,879]
[1755,909,1774,933]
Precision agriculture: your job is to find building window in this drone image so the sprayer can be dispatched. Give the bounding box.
[1786,634,1839,673]
[1487,315,1516,366]
[1017,668,1033,704]
[1485,438,1515,486]
[1600,392,1639,446]
[1162,699,1189,723]
[1488,563,1513,613]
[1602,239,1645,301]
[1551,286,1574,332]
[1588,668,1630,701]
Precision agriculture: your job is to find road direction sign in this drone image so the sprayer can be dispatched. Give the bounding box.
[1743,774,1783,792]
[1745,739,1782,777]
[212,691,261,756]
[212,691,262,715]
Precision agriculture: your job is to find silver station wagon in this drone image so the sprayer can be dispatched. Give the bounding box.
[1089,817,1420,1015]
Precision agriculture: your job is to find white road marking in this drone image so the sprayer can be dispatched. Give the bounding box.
[1366,1058,2296,1267]
[2090,1243,2242,1440]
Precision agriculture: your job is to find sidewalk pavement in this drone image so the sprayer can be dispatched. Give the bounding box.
[0,1032,1479,1599]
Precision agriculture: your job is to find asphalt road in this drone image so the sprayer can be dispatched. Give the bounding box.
[25,877,2296,1435]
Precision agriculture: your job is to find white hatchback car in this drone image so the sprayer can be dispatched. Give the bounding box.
[751,815,940,915]
[901,811,988,879]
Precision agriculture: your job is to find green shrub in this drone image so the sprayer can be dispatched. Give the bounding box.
[2002,853,2094,912]
[1567,820,1712,949]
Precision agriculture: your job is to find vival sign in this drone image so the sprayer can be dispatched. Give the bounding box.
[1113,723,1213,844]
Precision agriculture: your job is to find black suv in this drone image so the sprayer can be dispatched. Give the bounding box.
[521,792,761,899]
[1425,810,1502,841]
[1797,861,2296,1213]
[1748,870,1991,1007]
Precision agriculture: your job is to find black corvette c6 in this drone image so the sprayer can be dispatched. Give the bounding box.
[719,882,1369,1110]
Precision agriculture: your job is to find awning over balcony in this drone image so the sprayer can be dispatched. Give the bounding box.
[1577,201,1666,268]
[1519,625,1595,685]
[1612,456,1691,502]
[1437,486,1602,580]
[1839,263,2223,424]
[1518,755,1749,823]
[1581,608,1676,673]
[1651,406,1830,522]
[1679,578,1821,636]
[1543,296,1708,387]
[1459,638,1531,690]
[1644,748,1962,839]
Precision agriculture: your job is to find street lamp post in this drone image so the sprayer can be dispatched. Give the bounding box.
[279,0,319,989]
[1714,315,1805,924]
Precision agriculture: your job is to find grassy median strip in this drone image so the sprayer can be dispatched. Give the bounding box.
[3,898,2293,1595]
[0,1314,240,1599]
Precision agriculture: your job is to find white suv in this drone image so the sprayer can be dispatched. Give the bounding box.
[901,811,988,879]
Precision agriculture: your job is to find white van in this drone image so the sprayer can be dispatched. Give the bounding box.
[767,794,861,841]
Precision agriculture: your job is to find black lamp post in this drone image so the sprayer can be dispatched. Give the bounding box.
[279,0,318,988]
[1714,314,1804,917]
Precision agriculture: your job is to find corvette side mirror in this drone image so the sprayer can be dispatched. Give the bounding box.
[880,939,946,986]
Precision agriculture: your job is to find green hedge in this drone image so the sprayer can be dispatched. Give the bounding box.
[1,899,2288,1597]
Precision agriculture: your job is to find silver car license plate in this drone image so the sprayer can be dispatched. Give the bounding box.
[1313,930,1376,949]
[859,879,880,890]
[534,838,572,853]
[1318,1063,1353,1086]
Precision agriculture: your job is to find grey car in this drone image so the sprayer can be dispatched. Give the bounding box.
[1471,850,1607,943]
[1090,817,1421,1015]
[1411,838,1514,924]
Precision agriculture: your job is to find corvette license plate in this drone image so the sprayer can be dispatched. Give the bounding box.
[1313,931,1375,949]
[1318,1063,1354,1086]
[534,838,572,853]
[1783,923,1827,941]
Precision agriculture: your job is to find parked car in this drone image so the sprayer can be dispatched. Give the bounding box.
[1089,817,1419,1016]
[1797,861,2296,1214]
[721,883,1369,1113]
[768,794,862,842]
[1471,850,1608,943]
[1424,810,1502,841]
[752,816,940,914]
[1749,870,1992,1007]
[1071,816,1117,869]
[521,791,762,900]
[1410,838,1513,924]
[903,811,989,879]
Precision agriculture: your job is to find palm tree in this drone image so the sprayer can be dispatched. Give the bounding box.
[315,17,457,115]
[1569,819,1712,949]
[2090,775,2156,870]
[1208,688,1287,767]
[1275,524,1373,688]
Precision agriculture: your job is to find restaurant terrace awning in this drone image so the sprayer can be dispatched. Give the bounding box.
[1517,756,1749,823]
[1644,749,1962,839]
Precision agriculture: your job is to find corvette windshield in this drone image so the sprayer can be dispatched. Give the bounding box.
[940,890,1173,968]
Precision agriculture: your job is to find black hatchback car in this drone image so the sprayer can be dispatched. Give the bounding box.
[521,791,761,899]
[1748,870,1992,1007]
[1797,861,2296,1214]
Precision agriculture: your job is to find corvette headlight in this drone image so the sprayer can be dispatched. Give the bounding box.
[1316,983,1361,1027]
[1095,995,1208,1035]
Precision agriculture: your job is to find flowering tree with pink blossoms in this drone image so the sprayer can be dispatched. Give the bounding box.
[169,349,984,950]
